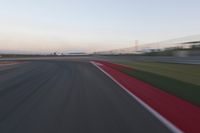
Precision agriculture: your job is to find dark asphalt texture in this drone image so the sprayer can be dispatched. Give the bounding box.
[0,60,172,133]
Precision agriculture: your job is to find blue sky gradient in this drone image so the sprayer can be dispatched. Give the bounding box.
[0,0,200,53]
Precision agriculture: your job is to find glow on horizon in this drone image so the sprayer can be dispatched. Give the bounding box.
[0,0,200,53]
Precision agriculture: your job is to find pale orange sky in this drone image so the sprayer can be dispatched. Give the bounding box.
[1,0,200,54]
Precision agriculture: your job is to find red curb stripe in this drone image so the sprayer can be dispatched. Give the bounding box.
[94,60,134,72]
[93,61,200,133]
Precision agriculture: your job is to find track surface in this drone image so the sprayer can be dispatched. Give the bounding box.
[0,60,172,133]
[1,55,200,64]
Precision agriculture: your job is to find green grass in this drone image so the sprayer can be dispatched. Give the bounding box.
[111,60,200,106]
[113,61,200,86]
[123,69,200,106]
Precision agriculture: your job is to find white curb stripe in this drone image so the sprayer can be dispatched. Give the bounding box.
[91,61,183,133]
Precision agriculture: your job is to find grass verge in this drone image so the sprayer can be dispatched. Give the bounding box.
[110,61,200,106]
[113,61,200,86]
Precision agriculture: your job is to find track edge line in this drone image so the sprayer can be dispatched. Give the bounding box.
[91,61,183,133]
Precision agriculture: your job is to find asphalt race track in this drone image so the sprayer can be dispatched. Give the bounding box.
[0,60,172,133]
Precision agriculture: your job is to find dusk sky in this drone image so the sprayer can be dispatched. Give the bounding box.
[0,0,200,53]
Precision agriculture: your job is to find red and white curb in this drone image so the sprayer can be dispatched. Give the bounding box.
[91,61,183,133]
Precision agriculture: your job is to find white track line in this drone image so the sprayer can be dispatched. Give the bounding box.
[91,61,183,133]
